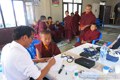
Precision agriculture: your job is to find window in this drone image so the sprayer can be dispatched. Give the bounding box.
[63,0,72,3]
[0,0,16,27]
[63,4,67,17]
[63,0,82,18]
[25,2,34,25]
[0,0,34,28]
[0,10,4,28]
[68,4,72,14]
[73,4,77,13]
[13,1,26,26]
[74,0,82,3]
[78,5,82,16]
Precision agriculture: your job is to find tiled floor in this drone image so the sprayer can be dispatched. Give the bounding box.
[58,26,120,53]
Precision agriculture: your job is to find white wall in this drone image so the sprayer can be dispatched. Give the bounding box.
[33,0,62,22]
[82,0,100,12]
[33,0,51,21]
[50,0,63,22]
[33,0,119,22]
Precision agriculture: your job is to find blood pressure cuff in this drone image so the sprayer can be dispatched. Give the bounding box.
[106,54,119,62]
[80,48,98,58]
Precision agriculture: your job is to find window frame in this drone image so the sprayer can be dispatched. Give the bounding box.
[0,0,30,29]
[62,0,83,19]
[0,4,5,28]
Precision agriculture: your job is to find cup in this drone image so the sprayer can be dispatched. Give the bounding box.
[103,66,110,74]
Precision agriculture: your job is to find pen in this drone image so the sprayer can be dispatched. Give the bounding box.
[58,65,65,74]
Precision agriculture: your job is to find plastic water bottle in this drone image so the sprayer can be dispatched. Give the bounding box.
[100,43,108,61]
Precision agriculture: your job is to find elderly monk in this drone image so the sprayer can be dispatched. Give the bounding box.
[79,4,96,31]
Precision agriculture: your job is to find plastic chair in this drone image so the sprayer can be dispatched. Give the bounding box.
[106,42,112,46]
[27,39,40,59]
[92,32,102,44]
[60,22,64,26]
[96,18,104,28]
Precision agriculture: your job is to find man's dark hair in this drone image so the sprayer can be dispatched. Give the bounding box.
[48,16,52,20]
[13,26,35,40]
[40,15,46,20]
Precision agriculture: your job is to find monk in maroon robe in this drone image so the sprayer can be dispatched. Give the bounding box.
[54,21,65,39]
[79,4,96,31]
[35,30,61,59]
[33,15,47,40]
[72,11,80,36]
[74,24,100,47]
[46,17,61,42]
[64,11,73,43]
[34,15,47,34]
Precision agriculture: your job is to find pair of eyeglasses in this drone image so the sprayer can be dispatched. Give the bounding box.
[61,54,74,63]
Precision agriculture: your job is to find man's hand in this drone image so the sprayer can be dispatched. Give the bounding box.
[81,40,87,44]
[36,57,56,80]
[48,57,56,67]
[108,45,113,49]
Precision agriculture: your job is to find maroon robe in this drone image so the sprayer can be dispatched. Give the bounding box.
[34,20,47,34]
[64,15,73,40]
[72,12,80,36]
[74,29,100,47]
[35,42,61,58]
[79,11,96,29]
[46,22,61,42]
[55,24,65,38]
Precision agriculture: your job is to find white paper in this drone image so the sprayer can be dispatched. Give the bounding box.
[64,65,77,72]
[50,56,63,71]
[36,56,64,72]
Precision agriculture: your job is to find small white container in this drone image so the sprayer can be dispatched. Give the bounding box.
[103,66,110,74]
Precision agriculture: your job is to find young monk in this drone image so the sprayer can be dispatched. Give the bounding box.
[46,16,54,30]
[64,11,73,43]
[72,11,81,36]
[74,24,100,47]
[46,16,61,42]
[35,30,61,60]
[54,21,65,39]
[34,15,47,34]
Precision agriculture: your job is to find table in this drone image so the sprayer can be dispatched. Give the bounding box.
[37,43,120,80]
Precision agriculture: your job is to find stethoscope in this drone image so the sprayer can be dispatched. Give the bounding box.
[61,54,74,63]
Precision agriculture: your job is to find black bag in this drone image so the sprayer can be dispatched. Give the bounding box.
[75,57,95,69]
